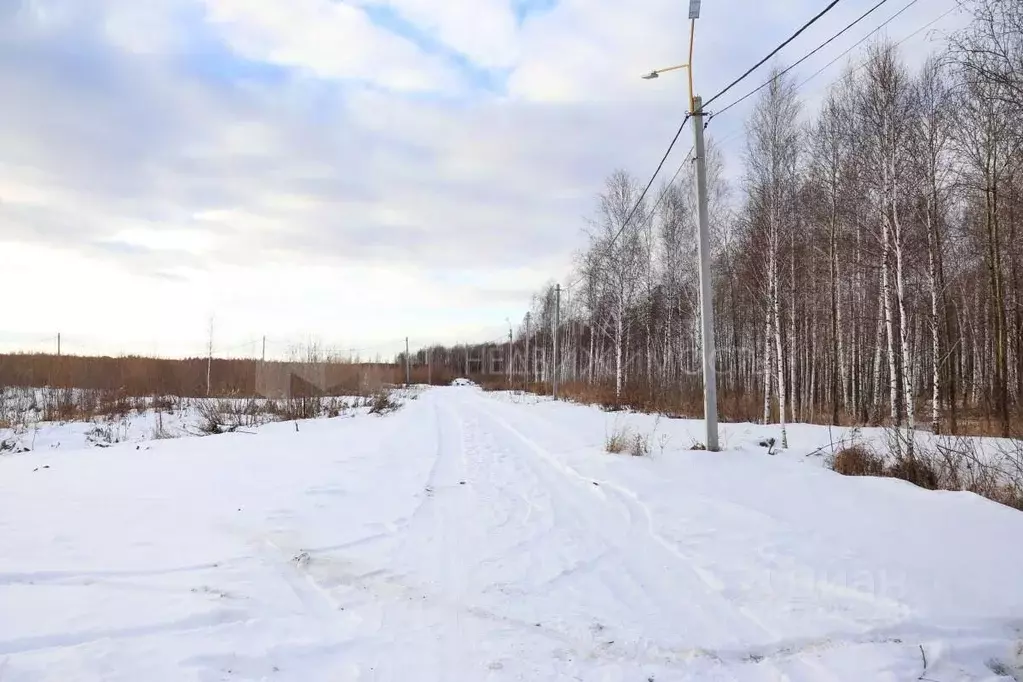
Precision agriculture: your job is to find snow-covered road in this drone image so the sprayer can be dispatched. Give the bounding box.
[2,387,1023,681]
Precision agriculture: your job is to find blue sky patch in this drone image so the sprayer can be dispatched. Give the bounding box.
[512,0,557,24]
[360,3,507,95]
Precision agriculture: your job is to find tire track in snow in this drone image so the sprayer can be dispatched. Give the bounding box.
[459,393,778,657]
[475,393,914,630]
[0,609,251,657]
[461,393,887,682]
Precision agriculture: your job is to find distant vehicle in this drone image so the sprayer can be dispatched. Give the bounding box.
[451,377,477,387]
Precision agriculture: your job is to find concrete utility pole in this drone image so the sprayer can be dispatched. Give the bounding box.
[261,335,266,363]
[57,333,61,357]
[641,1,717,450]
[692,96,719,452]
[405,337,411,387]
[553,284,561,399]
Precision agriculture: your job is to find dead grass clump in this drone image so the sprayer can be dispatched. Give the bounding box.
[828,431,1023,511]
[830,445,885,477]
[195,399,228,435]
[605,425,649,456]
[605,428,629,454]
[629,432,650,457]
[368,391,400,416]
[42,387,78,422]
[151,395,177,411]
[887,455,940,490]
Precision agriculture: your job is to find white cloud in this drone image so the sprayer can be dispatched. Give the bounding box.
[197,0,460,92]
[0,0,971,355]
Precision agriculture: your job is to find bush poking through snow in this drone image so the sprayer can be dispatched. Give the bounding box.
[368,391,400,416]
[629,432,650,457]
[830,446,885,477]
[195,399,228,435]
[605,426,649,456]
[605,428,629,454]
[828,430,1023,511]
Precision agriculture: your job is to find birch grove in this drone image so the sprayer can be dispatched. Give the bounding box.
[422,5,1023,436]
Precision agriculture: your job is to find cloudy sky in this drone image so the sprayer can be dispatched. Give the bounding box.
[0,0,964,359]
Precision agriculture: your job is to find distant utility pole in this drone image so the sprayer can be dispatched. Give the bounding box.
[427,347,432,385]
[405,337,410,387]
[206,318,214,397]
[261,335,266,363]
[692,96,719,452]
[57,333,61,357]
[524,313,531,385]
[464,345,469,377]
[553,284,561,399]
[507,324,513,386]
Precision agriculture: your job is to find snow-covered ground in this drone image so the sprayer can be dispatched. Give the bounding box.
[2,386,1022,681]
[0,390,422,453]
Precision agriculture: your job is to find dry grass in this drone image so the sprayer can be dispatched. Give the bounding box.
[605,425,649,457]
[605,428,629,454]
[517,378,1023,438]
[830,445,886,477]
[828,431,1023,511]
[368,391,400,416]
[0,352,405,398]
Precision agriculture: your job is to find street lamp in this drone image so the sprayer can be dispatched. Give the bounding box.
[642,64,687,80]
[640,0,719,452]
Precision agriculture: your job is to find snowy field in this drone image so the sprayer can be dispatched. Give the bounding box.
[2,385,1023,681]
[0,390,412,454]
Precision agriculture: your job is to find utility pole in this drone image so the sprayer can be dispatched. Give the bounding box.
[464,345,469,377]
[553,284,561,399]
[261,335,266,363]
[405,337,410,387]
[206,318,214,397]
[692,95,719,451]
[640,3,717,449]
[524,313,531,387]
[427,347,432,385]
[57,333,61,357]
[507,324,513,386]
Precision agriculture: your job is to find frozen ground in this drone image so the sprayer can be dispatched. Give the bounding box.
[2,386,1023,681]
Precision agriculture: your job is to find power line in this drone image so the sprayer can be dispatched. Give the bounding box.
[705,0,956,143]
[795,0,925,90]
[572,112,693,290]
[611,113,692,251]
[650,146,697,216]
[703,0,846,108]
[710,0,894,119]
[799,0,959,90]
[567,144,697,293]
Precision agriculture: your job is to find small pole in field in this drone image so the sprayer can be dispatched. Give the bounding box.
[553,284,561,399]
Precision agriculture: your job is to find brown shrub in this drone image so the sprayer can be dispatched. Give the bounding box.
[368,391,400,415]
[830,445,885,477]
[887,456,940,490]
[605,428,629,454]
